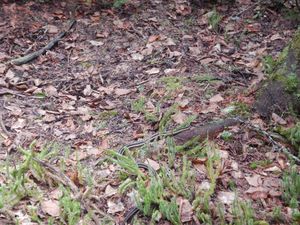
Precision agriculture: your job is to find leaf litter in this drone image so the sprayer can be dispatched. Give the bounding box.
[0,0,299,224]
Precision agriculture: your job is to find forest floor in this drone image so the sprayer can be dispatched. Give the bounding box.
[0,0,299,224]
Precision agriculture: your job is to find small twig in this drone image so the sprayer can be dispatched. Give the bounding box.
[232,1,261,18]
[10,19,76,65]
[240,119,300,164]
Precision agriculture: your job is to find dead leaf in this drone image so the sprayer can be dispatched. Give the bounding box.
[44,85,58,97]
[145,68,160,75]
[272,113,286,125]
[105,185,117,197]
[245,186,268,199]
[45,25,58,34]
[200,57,216,64]
[217,191,235,205]
[141,45,153,56]
[179,198,193,222]
[41,200,60,217]
[199,181,210,190]
[89,40,104,46]
[107,200,124,214]
[171,111,187,124]
[148,35,160,43]
[11,118,26,129]
[115,88,132,96]
[270,33,282,41]
[164,68,180,75]
[245,174,262,187]
[264,166,281,173]
[163,38,176,46]
[201,103,219,113]
[176,4,191,16]
[189,47,201,56]
[0,64,6,74]
[209,94,224,103]
[131,53,144,61]
[145,158,160,171]
[83,85,93,96]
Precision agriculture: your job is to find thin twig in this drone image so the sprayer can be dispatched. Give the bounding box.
[240,119,300,164]
[10,19,76,65]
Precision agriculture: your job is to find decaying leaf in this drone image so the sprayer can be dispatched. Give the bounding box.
[41,200,60,217]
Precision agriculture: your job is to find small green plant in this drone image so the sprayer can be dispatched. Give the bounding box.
[192,74,219,83]
[282,165,300,209]
[192,141,222,223]
[160,76,183,93]
[208,9,222,31]
[228,179,237,191]
[131,96,146,113]
[0,142,45,210]
[131,97,159,122]
[284,73,299,93]
[113,0,127,8]
[271,206,284,223]
[278,123,300,157]
[249,160,272,170]
[220,131,232,141]
[59,187,81,225]
[263,55,277,74]
[228,101,250,116]
[232,199,255,225]
[98,110,118,120]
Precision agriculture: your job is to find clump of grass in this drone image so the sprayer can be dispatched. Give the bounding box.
[249,160,272,170]
[59,187,81,225]
[226,101,250,116]
[131,96,146,113]
[160,76,182,92]
[220,131,233,141]
[98,110,118,120]
[278,123,300,157]
[282,165,300,209]
[191,73,219,83]
[232,199,256,225]
[208,8,222,32]
[131,96,159,122]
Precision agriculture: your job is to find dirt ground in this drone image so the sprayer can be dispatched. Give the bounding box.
[0,0,299,224]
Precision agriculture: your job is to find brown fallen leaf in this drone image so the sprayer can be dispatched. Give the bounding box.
[107,200,124,214]
[209,94,224,103]
[245,174,262,187]
[272,113,287,125]
[217,191,235,205]
[148,35,160,43]
[105,185,117,197]
[145,158,160,171]
[245,186,268,200]
[171,111,187,124]
[114,88,132,96]
[41,200,60,217]
[179,198,193,223]
[145,68,160,75]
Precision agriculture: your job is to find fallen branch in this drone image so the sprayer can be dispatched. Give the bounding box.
[10,19,76,65]
[174,117,243,145]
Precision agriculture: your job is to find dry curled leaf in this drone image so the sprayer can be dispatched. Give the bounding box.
[41,200,60,217]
